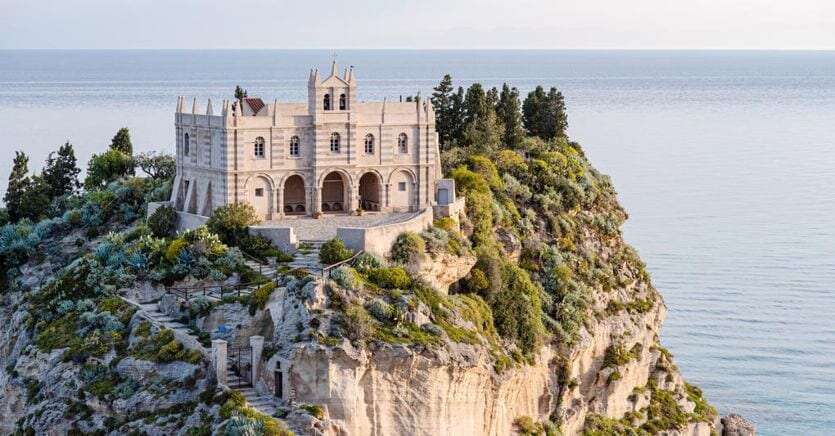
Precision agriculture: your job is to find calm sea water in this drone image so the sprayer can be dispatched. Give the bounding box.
[1,50,833,434]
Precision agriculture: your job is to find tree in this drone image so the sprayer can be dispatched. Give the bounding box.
[461,83,503,152]
[234,85,248,100]
[110,127,133,156]
[206,202,261,245]
[543,87,568,140]
[495,83,524,148]
[430,74,455,147]
[523,86,568,140]
[147,205,178,237]
[84,149,134,189]
[449,86,466,147]
[135,152,175,181]
[42,142,81,198]
[18,175,52,222]
[522,86,547,138]
[4,151,32,222]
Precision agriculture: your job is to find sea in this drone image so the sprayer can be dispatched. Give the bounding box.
[0,50,833,435]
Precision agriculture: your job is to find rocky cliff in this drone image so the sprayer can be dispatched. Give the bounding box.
[0,139,755,435]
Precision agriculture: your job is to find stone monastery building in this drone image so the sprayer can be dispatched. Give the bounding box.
[171,61,444,220]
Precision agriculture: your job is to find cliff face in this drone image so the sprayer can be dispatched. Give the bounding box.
[0,142,753,435]
[261,140,740,435]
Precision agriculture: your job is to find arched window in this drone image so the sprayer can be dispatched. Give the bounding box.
[364,134,374,154]
[339,93,346,110]
[398,133,408,153]
[254,137,265,158]
[330,132,340,152]
[289,136,300,156]
[184,133,190,156]
[323,94,331,111]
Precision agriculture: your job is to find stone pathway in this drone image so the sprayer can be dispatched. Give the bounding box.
[261,212,420,240]
[226,355,279,416]
[287,240,325,273]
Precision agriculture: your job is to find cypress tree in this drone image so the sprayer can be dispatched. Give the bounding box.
[431,74,455,147]
[449,86,466,147]
[496,83,524,147]
[462,84,503,152]
[42,142,81,198]
[543,87,568,139]
[110,127,133,156]
[4,151,31,222]
[522,85,547,138]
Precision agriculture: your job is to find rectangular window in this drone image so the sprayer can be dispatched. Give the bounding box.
[254,143,265,158]
[290,143,299,156]
[398,182,406,191]
[255,188,264,197]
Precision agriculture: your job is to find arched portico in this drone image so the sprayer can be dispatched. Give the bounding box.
[282,174,307,215]
[358,171,383,211]
[320,171,351,213]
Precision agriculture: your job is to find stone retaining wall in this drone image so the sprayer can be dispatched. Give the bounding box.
[338,208,435,257]
[249,226,297,253]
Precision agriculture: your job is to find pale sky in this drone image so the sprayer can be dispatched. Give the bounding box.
[2,0,834,49]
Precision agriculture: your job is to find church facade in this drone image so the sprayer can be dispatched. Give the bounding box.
[170,62,443,220]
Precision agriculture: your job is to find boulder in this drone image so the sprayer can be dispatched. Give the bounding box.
[721,414,756,436]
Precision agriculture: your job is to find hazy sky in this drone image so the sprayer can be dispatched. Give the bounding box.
[3,0,835,49]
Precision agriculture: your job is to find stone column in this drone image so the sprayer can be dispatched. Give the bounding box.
[384,183,390,210]
[211,339,227,385]
[249,336,265,387]
[276,187,284,219]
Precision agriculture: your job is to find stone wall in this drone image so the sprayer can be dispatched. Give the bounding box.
[175,210,210,232]
[337,208,435,257]
[249,226,297,253]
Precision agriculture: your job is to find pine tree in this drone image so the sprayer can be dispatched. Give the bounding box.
[523,86,569,140]
[42,142,81,198]
[110,127,133,155]
[18,175,51,222]
[462,84,503,152]
[4,151,31,222]
[522,85,547,138]
[430,74,455,147]
[449,86,466,148]
[495,83,524,147]
[543,87,568,139]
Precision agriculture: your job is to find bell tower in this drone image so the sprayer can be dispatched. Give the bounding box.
[307,60,356,118]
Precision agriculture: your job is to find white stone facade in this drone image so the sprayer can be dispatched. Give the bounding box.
[170,61,442,220]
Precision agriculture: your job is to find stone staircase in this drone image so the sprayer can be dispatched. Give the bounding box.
[119,297,208,355]
[226,357,278,416]
[287,239,325,273]
[243,257,280,281]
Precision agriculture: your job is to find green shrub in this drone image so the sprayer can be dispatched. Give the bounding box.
[390,231,425,264]
[353,252,383,273]
[206,202,261,245]
[147,205,178,237]
[299,404,325,420]
[365,267,411,289]
[238,234,289,261]
[130,328,202,364]
[318,238,353,265]
[330,265,362,290]
[341,304,376,341]
[249,282,276,314]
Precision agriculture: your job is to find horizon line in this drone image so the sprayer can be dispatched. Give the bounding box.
[3,47,835,52]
